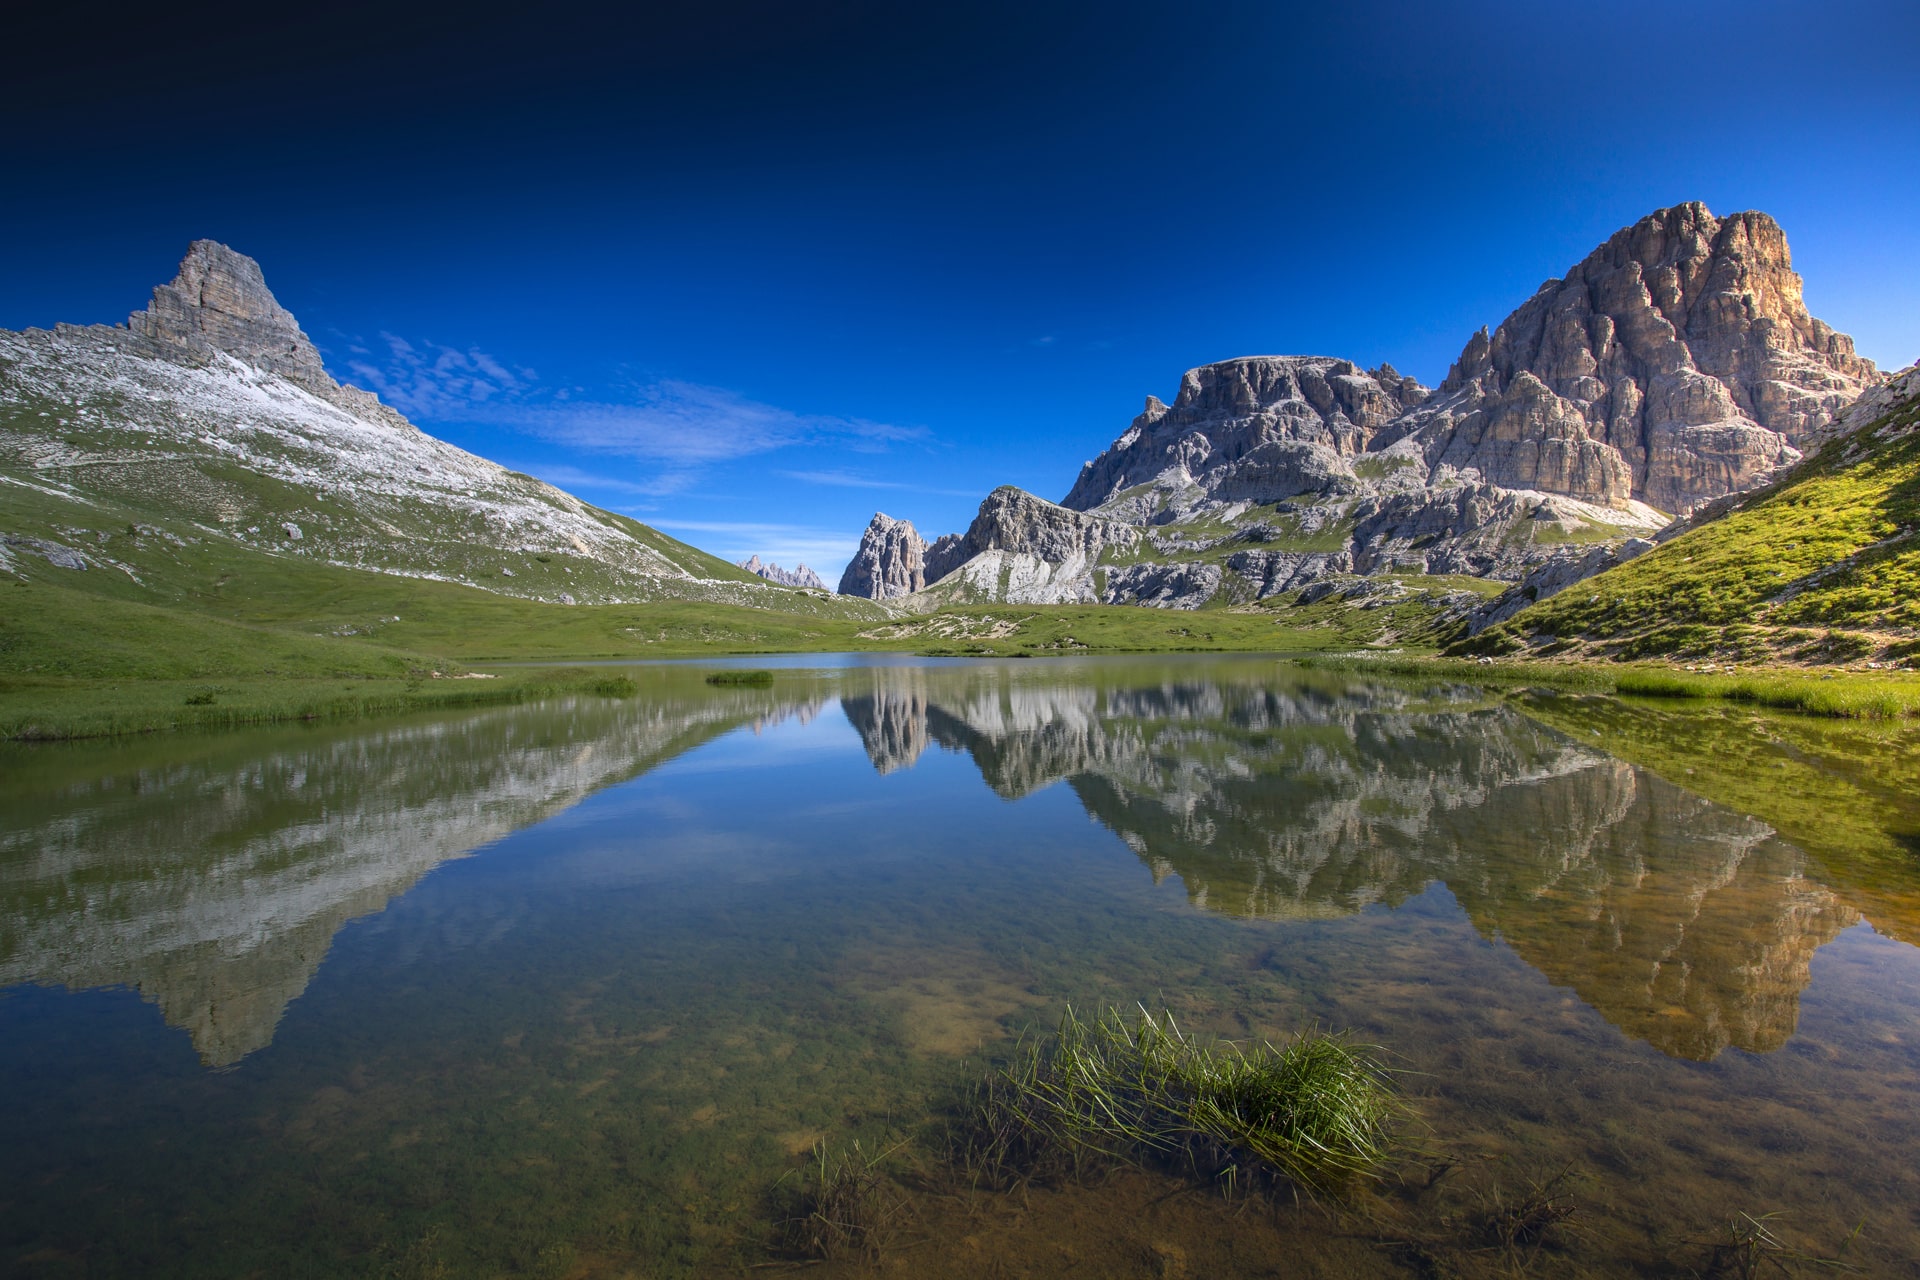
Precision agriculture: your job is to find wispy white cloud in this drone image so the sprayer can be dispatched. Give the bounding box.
[349,336,924,475]
[509,462,678,501]
[778,469,980,497]
[347,333,535,419]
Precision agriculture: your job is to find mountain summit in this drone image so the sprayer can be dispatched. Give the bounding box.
[1378,202,1879,514]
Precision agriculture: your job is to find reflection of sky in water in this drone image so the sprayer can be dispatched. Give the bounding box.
[3,658,1919,1277]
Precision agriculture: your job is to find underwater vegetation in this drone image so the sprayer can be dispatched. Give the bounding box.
[705,669,776,686]
[955,1006,1403,1198]
[782,1139,910,1263]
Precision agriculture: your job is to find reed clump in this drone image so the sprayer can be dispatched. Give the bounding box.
[785,1140,906,1262]
[704,669,775,686]
[958,1006,1401,1198]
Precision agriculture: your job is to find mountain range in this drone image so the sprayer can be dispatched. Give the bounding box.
[836,203,1890,620]
[2,211,1909,670]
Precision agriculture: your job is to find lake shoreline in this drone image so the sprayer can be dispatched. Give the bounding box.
[9,643,1920,742]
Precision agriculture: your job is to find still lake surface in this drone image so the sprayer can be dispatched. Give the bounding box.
[4,656,1919,1277]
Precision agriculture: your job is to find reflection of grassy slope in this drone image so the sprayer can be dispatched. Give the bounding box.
[1461,380,1920,662]
[1513,690,1920,947]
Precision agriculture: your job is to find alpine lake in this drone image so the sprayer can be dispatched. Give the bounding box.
[4,655,1920,1278]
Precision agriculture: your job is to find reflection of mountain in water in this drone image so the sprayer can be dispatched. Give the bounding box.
[840,665,1861,1061]
[0,690,810,1066]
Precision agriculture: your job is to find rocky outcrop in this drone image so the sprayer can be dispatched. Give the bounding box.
[838,513,934,598]
[738,555,827,589]
[1063,356,1429,514]
[1467,537,1655,633]
[962,486,1137,565]
[838,488,1138,602]
[129,241,331,391]
[1378,203,1880,514]
[125,239,412,429]
[1103,561,1224,609]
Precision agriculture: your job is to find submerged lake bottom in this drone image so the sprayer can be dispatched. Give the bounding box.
[3,655,1919,1277]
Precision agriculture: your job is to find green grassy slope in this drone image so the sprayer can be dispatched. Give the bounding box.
[1454,371,1920,666]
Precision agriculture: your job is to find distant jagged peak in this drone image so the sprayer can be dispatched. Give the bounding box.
[1062,355,1430,511]
[737,554,827,590]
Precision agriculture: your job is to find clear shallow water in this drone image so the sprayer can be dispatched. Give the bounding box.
[3,657,1919,1277]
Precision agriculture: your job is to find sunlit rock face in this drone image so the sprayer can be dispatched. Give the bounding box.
[1376,203,1879,515]
[1062,356,1429,512]
[837,664,1865,1060]
[837,513,934,598]
[0,692,799,1066]
[838,488,1137,605]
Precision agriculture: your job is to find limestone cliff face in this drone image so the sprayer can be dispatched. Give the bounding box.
[1380,203,1880,514]
[126,239,411,429]
[1063,357,1429,513]
[838,488,1138,603]
[837,513,932,598]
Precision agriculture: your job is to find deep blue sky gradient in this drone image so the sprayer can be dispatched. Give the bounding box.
[6,0,1916,580]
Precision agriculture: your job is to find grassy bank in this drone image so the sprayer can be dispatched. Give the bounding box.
[1296,653,1920,719]
[0,667,644,741]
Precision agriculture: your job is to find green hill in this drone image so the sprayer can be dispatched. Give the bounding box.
[1453,366,1920,668]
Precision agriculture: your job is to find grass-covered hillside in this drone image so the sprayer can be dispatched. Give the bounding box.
[1455,366,1920,668]
[0,325,799,605]
[0,461,1449,737]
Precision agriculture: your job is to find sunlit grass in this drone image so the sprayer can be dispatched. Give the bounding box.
[957,1006,1402,1198]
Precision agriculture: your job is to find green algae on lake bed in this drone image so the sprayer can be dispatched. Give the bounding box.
[2,656,1918,1277]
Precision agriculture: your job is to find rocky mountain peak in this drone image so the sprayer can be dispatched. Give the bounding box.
[128,240,331,391]
[1062,355,1432,511]
[837,513,932,598]
[1392,202,1881,513]
[738,555,827,590]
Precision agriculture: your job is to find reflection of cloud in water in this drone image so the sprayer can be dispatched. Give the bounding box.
[0,690,817,1066]
[838,664,1861,1062]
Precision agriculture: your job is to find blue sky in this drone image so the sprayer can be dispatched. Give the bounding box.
[5,0,1917,584]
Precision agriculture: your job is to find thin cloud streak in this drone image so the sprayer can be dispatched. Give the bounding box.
[779,469,980,498]
[352,336,926,469]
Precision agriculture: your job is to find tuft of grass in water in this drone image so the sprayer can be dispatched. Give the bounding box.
[1478,1163,1580,1251]
[957,1005,1401,1198]
[1694,1211,1864,1278]
[704,669,774,686]
[783,1140,907,1262]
